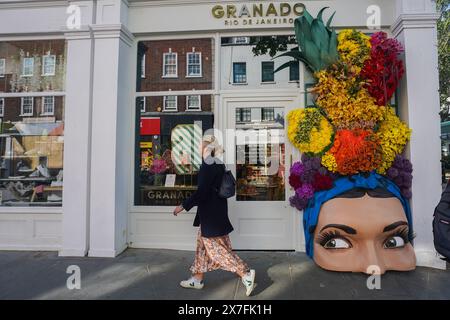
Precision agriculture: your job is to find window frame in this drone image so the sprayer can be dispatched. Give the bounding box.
[0,58,5,78]
[20,96,34,116]
[289,61,300,82]
[42,55,56,76]
[162,52,178,78]
[163,95,178,112]
[141,54,146,78]
[0,98,4,117]
[140,96,146,113]
[41,96,55,116]
[261,61,275,83]
[22,57,34,77]
[233,62,247,84]
[186,52,202,78]
[186,95,202,111]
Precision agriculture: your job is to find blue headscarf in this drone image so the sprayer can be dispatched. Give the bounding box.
[303,172,413,258]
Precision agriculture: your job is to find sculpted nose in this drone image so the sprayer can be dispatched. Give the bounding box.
[358,242,387,275]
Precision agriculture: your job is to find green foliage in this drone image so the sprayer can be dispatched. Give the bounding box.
[252,36,296,57]
[274,7,339,73]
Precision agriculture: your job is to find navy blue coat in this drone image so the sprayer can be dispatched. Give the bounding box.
[182,158,234,238]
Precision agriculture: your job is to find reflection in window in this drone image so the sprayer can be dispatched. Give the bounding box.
[163,96,177,112]
[186,95,201,111]
[0,40,65,207]
[187,52,201,77]
[42,55,56,76]
[235,107,285,202]
[21,97,33,116]
[163,52,177,77]
[289,61,300,81]
[135,96,214,206]
[0,59,5,77]
[22,57,34,76]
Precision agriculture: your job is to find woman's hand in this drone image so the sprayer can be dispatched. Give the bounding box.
[173,205,184,216]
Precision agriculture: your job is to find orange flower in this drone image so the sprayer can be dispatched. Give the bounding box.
[328,129,382,175]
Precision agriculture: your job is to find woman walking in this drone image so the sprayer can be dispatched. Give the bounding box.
[173,135,256,296]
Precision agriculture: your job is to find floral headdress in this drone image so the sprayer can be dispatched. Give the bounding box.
[276,8,413,211]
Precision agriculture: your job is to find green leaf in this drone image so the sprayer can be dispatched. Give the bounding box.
[302,9,314,25]
[328,28,338,61]
[317,7,329,23]
[294,17,305,51]
[300,16,313,41]
[273,50,307,61]
[274,60,297,74]
[326,11,336,29]
[304,38,321,71]
[311,19,330,53]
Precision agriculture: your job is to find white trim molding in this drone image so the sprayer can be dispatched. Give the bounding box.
[391,13,440,37]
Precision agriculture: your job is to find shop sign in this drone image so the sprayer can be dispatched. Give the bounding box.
[141,189,195,206]
[212,2,306,26]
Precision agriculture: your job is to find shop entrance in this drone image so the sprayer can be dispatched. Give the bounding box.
[225,99,296,250]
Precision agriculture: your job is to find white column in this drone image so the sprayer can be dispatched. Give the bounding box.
[88,0,135,257]
[60,1,96,257]
[392,0,446,269]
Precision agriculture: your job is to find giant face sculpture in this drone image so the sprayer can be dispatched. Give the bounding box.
[313,188,416,274]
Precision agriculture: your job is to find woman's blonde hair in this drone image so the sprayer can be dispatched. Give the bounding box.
[202,135,224,158]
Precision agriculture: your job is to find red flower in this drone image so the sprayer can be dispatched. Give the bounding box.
[361,32,405,106]
[289,174,302,190]
[312,173,333,191]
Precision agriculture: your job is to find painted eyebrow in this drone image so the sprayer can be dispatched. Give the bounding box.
[383,221,408,233]
[320,224,357,235]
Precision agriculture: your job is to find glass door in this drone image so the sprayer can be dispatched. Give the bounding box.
[227,103,295,250]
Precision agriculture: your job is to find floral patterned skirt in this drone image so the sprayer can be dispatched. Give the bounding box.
[190,229,249,275]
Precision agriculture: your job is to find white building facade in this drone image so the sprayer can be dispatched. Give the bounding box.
[0,0,445,269]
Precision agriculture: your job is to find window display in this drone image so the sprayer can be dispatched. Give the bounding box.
[0,40,65,207]
[235,107,285,202]
[135,95,213,206]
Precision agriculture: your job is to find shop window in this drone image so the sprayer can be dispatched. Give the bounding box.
[163,52,177,77]
[163,96,178,112]
[0,40,65,207]
[0,59,5,77]
[261,61,275,83]
[187,52,202,77]
[135,95,214,206]
[42,55,56,76]
[235,107,285,202]
[233,62,247,84]
[42,96,54,115]
[22,57,34,77]
[21,97,33,116]
[234,37,250,44]
[141,54,146,78]
[186,95,201,111]
[289,61,299,82]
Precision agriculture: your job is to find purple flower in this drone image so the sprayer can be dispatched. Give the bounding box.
[289,195,309,211]
[295,183,315,200]
[290,162,305,176]
[386,167,399,178]
[402,188,412,199]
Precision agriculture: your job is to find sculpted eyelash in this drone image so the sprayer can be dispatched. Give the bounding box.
[388,226,415,243]
[315,230,350,247]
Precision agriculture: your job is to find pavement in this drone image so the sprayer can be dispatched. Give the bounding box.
[0,248,449,300]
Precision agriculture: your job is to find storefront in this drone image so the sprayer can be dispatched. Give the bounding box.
[0,0,445,269]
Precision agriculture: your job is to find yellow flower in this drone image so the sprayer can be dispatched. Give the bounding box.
[287,108,334,156]
[337,29,371,72]
[321,153,338,172]
[376,108,412,174]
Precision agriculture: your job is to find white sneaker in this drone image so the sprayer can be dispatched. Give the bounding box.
[242,269,256,296]
[180,277,204,290]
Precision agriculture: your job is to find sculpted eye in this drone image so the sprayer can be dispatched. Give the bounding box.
[323,238,351,249]
[384,236,405,249]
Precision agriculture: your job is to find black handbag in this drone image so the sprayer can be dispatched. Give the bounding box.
[217,165,236,199]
